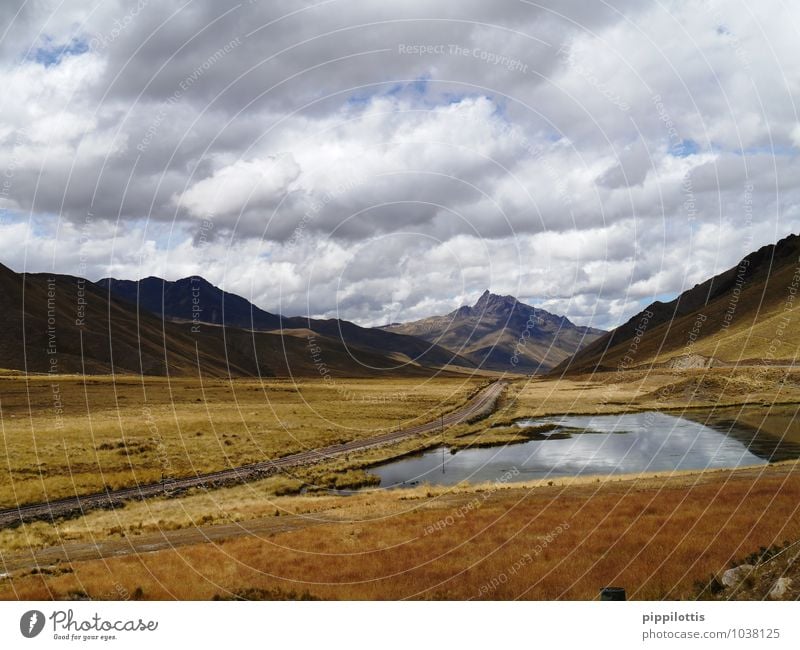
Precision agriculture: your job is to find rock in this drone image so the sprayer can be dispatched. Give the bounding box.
[768,577,792,600]
[666,354,710,369]
[721,564,755,588]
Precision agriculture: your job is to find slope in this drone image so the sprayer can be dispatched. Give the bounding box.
[555,233,800,374]
[383,290,605,373]
[0,264,451,378]
[97,276,475,371]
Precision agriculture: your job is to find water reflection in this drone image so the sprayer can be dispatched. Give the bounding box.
[371,411,800,489]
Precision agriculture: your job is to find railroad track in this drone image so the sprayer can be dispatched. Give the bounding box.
[0,380,505,528]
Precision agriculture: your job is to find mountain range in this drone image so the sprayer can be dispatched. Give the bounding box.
[3,231,797,378]
[0,264,468,377]
[96,276,475,372]
[98,278,605,374]
[383,290,605,372]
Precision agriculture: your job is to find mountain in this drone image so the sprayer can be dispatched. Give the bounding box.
[555,232,800,374]
[0,264,465,377]
[96,276,284,330]
[96,275,475,372]
[382,290,605,373]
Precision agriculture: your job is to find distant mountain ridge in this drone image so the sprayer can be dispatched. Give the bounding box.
[383,290,605,373]
[13,229,797,379]
[555,232,800,374]
[97,275,475,372]
[0,265,471,377]
[96,276,284,330]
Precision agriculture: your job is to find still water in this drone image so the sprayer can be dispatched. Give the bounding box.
[370,410,800,489]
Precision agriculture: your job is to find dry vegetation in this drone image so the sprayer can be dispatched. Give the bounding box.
[2,366,800,600]
[1,461,798,600]
[509,367,800,418]
[4,367,797,510]
[0,374,485,507]
[559,234,800,374]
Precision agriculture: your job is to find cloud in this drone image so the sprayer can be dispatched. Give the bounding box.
[176,155,301,220]
[1,0,799,329]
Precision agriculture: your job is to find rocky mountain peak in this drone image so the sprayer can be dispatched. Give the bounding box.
[473,290,519,313]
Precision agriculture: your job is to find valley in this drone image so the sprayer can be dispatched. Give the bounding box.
[1,233,799,601]
[0,364,799,600]
[3,4,800,642]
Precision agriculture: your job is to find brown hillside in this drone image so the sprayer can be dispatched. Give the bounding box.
[0,264,451,378]
[555,233,800,374]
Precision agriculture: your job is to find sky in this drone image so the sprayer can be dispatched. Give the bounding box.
[0,0,798,329]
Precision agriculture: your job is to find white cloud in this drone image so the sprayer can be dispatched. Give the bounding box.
[1,0,799,329]
[176,155,301,219]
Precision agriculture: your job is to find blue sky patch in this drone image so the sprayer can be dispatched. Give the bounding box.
[346,78,427,107]
[31,36,89,67]
[669,138,699,157]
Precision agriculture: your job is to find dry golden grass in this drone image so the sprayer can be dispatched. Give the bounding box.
[2,367,800,600]
[0,375,484,507]
[2,367,798,535]
[652,293,800,364]
[0,475,405,557]
[4,368,796,510]
[2,461,798,600]
[510,367,800,420]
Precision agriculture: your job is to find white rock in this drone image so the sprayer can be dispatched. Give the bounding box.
[667,354,712,369]
[768,577,792,600]
[721,564,755,588]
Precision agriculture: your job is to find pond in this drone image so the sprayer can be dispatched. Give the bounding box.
[368,408,800,489]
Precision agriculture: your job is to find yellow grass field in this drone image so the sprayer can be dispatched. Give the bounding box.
[0,374,486,507]
[1,366,799,600]
[2,461,798,600]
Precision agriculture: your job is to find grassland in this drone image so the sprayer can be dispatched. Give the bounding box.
[1,461,798,600]
[1,366,799,599]
[0,374,486,507]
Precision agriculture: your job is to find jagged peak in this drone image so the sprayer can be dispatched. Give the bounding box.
[473,289,518,311]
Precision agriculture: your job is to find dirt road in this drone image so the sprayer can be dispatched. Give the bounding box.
[0,380,505,529]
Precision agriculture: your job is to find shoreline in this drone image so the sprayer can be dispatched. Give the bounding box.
[363,458,800,499]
